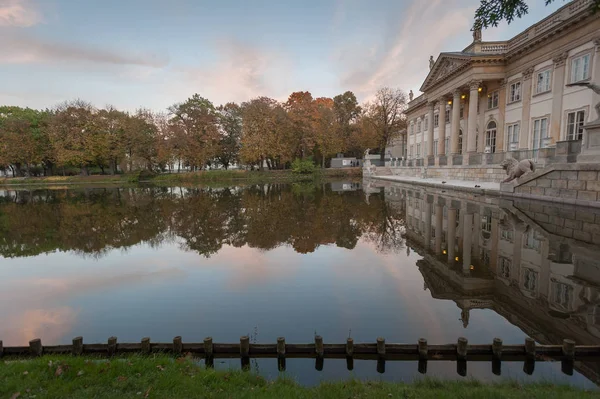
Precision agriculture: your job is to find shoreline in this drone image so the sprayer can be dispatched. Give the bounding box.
[1,354,595,398]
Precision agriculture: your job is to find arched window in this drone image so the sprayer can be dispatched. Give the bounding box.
[458,129,463,155]
[486,121,497,153]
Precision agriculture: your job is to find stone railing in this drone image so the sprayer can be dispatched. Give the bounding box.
[480,43,508,53]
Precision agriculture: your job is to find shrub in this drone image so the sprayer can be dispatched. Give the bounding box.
[291,158,317,174]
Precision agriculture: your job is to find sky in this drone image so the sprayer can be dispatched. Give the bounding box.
[0,0,565,112]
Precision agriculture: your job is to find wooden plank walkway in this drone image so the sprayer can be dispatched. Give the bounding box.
[2,336,596,377]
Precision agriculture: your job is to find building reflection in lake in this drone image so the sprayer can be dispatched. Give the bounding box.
[377,181,600,384]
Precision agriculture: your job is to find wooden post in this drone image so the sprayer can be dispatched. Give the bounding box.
[29,339,42,357]
[240,336,250,357]
[492,338,502,359]
[377,357,385,374]
[173,336,183,355]
[562,339,575,359]
[457,337,468,360]
[204,337,213,357]
[377,337,386,357]
[141,337,151,355]
[346,338,354,357]
[0,340,4,358]
[108,337,117,357]
[525,338,536,358]
[492,338,502,376]
[72,337,83,356]
[315,336,324,357]
[418,338,428,360]
[277,337,286,372]
[562,339,575,376]
[346,356,354,371]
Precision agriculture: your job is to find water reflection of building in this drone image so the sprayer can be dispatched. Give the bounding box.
[381,182,600,384]
[330,182,362,192]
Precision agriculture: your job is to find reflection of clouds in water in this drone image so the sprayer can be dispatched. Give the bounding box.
[1,307,78,345]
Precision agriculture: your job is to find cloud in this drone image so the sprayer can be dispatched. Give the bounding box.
[171,38,293,105]
[332,0,479,100]
[0,0,41,27]
[0,32,169,67]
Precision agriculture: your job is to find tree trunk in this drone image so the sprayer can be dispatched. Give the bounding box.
[322,155,325,169]
[81,165,89,176]
[260,157,264,172]
[100,165,105,175]
[25,163,31,177]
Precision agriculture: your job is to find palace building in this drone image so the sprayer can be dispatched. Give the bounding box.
[403,0,600,167]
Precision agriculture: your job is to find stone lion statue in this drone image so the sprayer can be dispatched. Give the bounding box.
[500,158,536,183]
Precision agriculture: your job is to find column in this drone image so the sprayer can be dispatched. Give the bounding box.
[437,99,446,157]
[478,94,486,153]
[490,215,499,274]
[497,80,507,153]
[451,89,461,155]
[551,53,568,145]
[519,67,534,149]
[447,207,457,263]
[427,102,435,161]
[462,211,473,275]
[435,203,443,255]
[425,197,433,250]
[467,81,480,154]
[420,116,426,159]
[594,39,600,121]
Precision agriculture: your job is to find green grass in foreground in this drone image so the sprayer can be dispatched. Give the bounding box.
[0,355,596,399]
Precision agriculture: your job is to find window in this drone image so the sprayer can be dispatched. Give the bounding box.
[536,70,551,94]
[445,108,450,123]
[424,117,428,131]
[509,82,521,102]
[507,123,520,150]
[445,137,449,155]
[416,143,421,158]
[523,268,539,292]
[433,140,438,156]
[500,228,514,242]
[486,121,497,153]
[487,90,499,109]
[523,231,541,252]
[417,120,422,133]
[532,117,548,149]
[410,124,414,135]
[567,110,585,140]
[409,145,413,158]
[552,282,574,310]
[434,114,439,127]
[460,105,464,119]
[499,257,511,279]
[571,53,591,83]
[458,130,463,155]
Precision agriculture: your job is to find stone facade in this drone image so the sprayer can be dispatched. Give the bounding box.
[384,166,506,182]
[404,0,600,167]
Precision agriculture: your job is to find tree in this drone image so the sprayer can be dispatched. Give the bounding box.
[333,91,362,157]
[285,91,316,159]
[0,106,49,176]
[474,0,600,30]
[216,103,242,169]
[363,87,407,161]
[168,94,220,171]
[48,100,97,175]
[313,97,343,168]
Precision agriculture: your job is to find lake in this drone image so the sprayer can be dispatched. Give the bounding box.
[1,181,599,389]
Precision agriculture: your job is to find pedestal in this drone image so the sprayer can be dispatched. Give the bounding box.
[578,120,600,163]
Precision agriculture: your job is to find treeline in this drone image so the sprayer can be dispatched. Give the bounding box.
[0,88,407,177]
[0,185,406,258]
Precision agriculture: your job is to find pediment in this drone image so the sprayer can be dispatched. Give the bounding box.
[420,55,472,92]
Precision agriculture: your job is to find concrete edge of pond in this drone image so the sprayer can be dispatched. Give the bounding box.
[370,175,600,210]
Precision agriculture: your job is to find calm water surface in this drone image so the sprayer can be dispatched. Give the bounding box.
[1,182,599,388]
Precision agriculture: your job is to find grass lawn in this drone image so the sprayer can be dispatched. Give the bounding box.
[1,355,596,399]
[0,168,362,188]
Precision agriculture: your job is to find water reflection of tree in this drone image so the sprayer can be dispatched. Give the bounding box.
[363,200,406,254]
[0,185,406,258]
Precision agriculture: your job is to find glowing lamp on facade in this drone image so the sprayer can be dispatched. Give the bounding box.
[470,265,475,270]
[447,100,452,105]
[478,87,483,92]
[443,250,447,255]
[455,256,459,262]
[461,94,466,99]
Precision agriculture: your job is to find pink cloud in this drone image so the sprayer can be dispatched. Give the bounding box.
[0,0,41,27]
